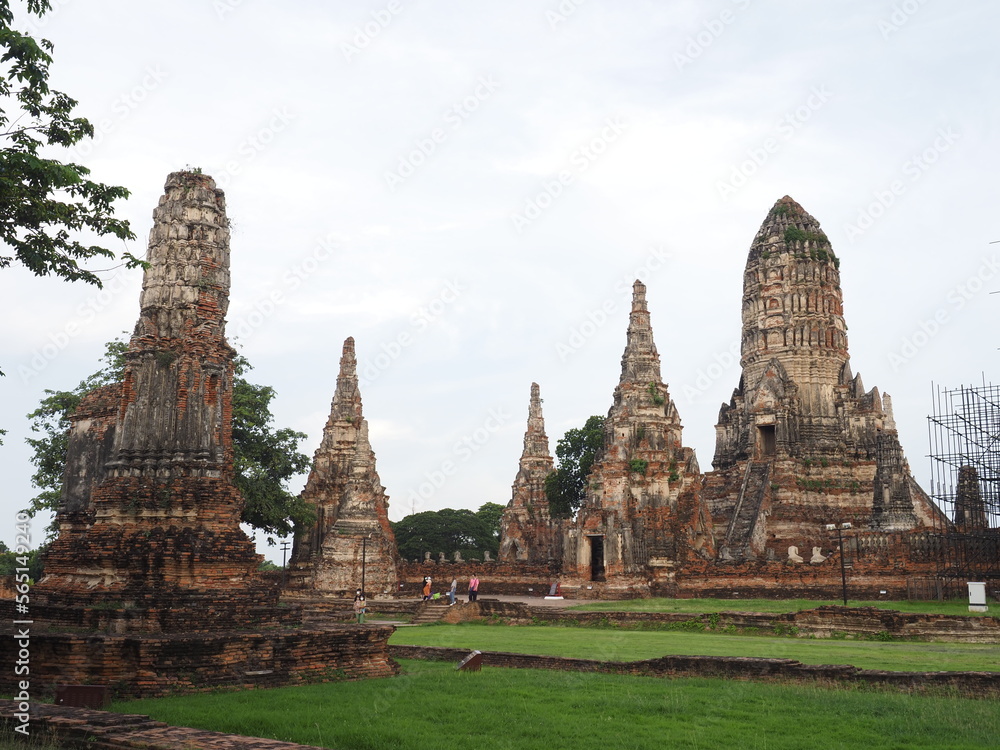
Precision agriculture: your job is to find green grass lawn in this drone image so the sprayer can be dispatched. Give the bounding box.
[567,597,996,617]
[109,659,1000,750]
[389,623,1000,672]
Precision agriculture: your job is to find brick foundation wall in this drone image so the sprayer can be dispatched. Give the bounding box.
[390,645,1000,697]
[459,600,1000,643]
[0,625,398,699]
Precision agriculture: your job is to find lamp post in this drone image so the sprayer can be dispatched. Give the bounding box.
[824,523,852,606]
[280,539,291,589]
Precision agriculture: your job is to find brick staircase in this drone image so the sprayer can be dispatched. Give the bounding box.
[410,601,452,625]
[724,460,771,559]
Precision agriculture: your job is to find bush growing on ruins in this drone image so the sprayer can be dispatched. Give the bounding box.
[545,415,606,518]
[23,338,314,542]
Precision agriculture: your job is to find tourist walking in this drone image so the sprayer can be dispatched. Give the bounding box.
[422,576,432,601]
[449,577,457,605]
[353,588,367,624]
[468,574,480,602]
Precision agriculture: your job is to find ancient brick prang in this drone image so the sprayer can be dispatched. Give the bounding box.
[288,337,398,596]
[499,383,561,564]
[706,197,943,562]
[34,171,271,619]
[565,281,714,588]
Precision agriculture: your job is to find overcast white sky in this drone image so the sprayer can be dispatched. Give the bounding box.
[2,0,997,561]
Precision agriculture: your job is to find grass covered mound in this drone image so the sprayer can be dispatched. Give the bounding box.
[389,623,1000,672]
[110,660,1000,750]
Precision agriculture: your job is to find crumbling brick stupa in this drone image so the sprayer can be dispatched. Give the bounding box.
[562,281,714,594]
[499,382,561,565]
[32,171,273,625]
[1,172,398,698]
[702,196,944,566]
[287,337,399,596]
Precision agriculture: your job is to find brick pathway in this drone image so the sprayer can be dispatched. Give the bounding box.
[0,700,329,749]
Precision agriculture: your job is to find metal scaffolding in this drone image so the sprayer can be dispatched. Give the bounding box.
[927,380,1000,580]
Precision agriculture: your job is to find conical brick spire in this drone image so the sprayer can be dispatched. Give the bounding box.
[500,383,557,563]
[289,337,397,595]
[620,280,662,385]
[566,280,710,582]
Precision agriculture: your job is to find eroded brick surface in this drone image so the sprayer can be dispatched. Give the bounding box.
[287,337,399,597]
[499,382,562,565]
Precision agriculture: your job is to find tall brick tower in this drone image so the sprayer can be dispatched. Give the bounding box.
[499,382,558,564]
[566,281,713,589]
[705,197,940,561]
[35,171,272,622]
[288,337,398,596]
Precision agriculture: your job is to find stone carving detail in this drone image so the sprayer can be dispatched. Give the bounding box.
[787,546,804,563]
[499,383,559,564]
[453,550,463,562]
[35,172,271,617]
[288,338,398,595]
[810,547,827,563]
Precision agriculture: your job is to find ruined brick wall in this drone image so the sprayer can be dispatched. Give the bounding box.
[460,600,1000,643]
[389,645,1000,696]
[0,626,398,699]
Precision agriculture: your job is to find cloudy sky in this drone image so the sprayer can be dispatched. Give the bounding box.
[2,0,997,561]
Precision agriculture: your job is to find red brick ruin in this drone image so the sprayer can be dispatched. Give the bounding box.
[1,172,397,698]
[287,337,399,596]
[33,171,271,623]
[2,183,986,697]
[501,196,953,598]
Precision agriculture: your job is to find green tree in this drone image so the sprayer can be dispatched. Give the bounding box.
[544,415,605,518]
[392,507,499,561]
[1,1,140,288]
[476,502,505,547]
[24,337,313,543]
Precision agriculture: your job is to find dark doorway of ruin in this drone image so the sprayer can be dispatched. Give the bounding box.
[589,535,605,582]
[757,425,776,458]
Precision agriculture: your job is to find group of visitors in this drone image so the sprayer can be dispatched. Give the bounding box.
[422,575,480,604]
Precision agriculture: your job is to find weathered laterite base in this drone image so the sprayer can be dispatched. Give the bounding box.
[391,645,1000,698]
[0,701,327,750]
[0,625,398,699]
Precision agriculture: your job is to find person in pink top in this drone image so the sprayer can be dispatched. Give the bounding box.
[468,574,480,602]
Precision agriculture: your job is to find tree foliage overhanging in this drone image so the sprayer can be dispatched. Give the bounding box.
[392,503,505,561]
[544,415,605,518]
[1,1,140,287]
[24,337,314,543]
